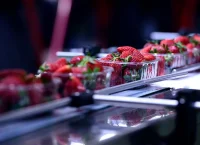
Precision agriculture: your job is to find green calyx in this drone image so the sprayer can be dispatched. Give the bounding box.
[39,63,49,72]
[189,37,199,46]
[147,40,159,45]
[175,42,186,53]
[78,56,95,67]
[150,48,157,53]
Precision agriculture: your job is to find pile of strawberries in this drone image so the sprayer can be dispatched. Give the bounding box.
[141,36,189,54]
[141,35,200,74]
[101,46,156,62]
[99,46,157,86]
[0,69,57,113]
[40,56,108,97]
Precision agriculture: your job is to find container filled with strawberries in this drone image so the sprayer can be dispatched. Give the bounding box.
[39,56,113,97]
[97,46,158,86]
[0,69,60,114]
[141,37,188,75]
[185,34,200,65]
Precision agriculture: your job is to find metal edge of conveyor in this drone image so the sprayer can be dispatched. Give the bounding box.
[95,71,187,95]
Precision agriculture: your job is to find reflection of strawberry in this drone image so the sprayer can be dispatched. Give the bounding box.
[64,76,85,97]
[160,39,174,46]
[70,55,84,66]
[72,67,87,73]
[174,36,189,45]
[117,46,137,53]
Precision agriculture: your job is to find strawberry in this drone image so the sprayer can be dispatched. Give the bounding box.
[78,56,103,72]
[142,53,156,61]
[160,39,174,47]
[102,54,113,61]
[168,45,179,53]
[40,63,58,72]
[0,76,25,85]
[109,61,122,74]
[72,67,87,73]
[174,36,189,45]
[150,45,167,54]
[25,73,35,84]
[186,43,195,50]
[193,34,200,42]
[144,40,159,47]
[70,55,84,66]
[64,76,85,97]
[40,72,52,83]
[120,51,132,59]
[117,46,137,53]
[140,45,151,53]
[55,58,68,68]
[0,69,26,79]
[87,61,103,72]
[120,50,144,62]
[53,65,72,76]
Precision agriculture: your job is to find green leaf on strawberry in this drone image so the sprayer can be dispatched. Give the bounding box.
[147,40,159,45]
[175,42,186,53]
[189,36,199,46]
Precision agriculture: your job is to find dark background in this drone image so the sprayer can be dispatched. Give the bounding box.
[0,0,199,72]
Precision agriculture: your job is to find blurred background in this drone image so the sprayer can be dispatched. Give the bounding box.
[0,0,199,72]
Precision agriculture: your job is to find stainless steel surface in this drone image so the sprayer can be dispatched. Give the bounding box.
[0,98,71,123]
[173,63,200,73]
[95,72,187,95]
[94,94,178,109]
[94,94,200,109]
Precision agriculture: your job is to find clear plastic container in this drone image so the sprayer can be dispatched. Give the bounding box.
[97,59,158,86]
[153,52,187,75]
[0,78,60,114]
[54,66,113,97]
[187,48,200,65]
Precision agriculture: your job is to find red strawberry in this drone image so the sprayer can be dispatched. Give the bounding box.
[193,34,200,42]
[72,67,87,73]
[87,61,103,72]
[109,61,122,74]
[169,45,179,53]
[55,58,68,68]
[0,76,25,85]
[0,69,26,79]
[53,65,71,76]
[25,74,35,84]
[186,43,195,50]
[100,54,113,61]
[120,51,132,59]
[150,45,167,54]
[64,76,85,97]
[143,40,159,48]
[142,53,156,61]
[174,36,189,45]
[43,63,58,72]
[140,45,152,53]
[160,39,174,47]
[120,50,144,62]
[117,46,137,53]
[130,52,144,62]
[70,55,84,66]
